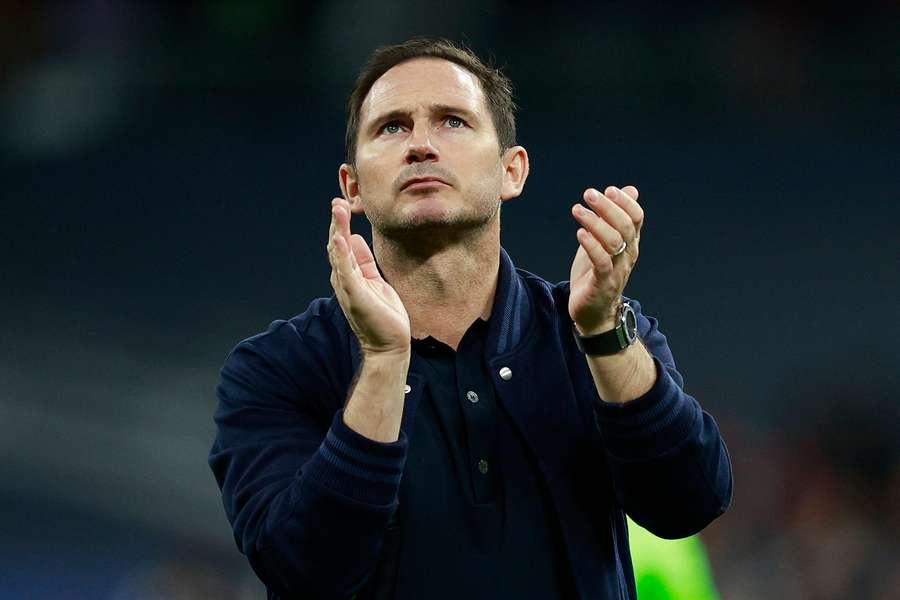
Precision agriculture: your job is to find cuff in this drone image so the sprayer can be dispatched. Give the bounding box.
[594,356,701,462]
[302,410,408,507]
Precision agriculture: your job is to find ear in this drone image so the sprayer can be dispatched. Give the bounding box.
[339,163,366,214]
[499,146,529,201]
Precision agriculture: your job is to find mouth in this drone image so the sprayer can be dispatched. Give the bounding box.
[401,177,450,192]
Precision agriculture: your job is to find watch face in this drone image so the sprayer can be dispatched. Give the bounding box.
[623,305,638,343]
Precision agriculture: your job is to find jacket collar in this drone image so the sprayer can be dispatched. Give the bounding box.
[485,246,533,358]
[360,245,534,361]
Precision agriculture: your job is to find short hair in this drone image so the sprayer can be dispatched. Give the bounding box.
[344,37,517,166]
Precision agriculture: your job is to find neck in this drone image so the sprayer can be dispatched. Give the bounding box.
[373,222,500,351]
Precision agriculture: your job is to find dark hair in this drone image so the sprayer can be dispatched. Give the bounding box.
[344,37,517,165]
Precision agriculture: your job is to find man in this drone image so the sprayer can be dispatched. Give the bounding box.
[209,38,732,600]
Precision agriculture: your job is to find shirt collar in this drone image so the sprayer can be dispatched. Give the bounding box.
[370,245,533,359]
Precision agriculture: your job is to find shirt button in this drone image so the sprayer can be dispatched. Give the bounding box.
[477,459,489,474]
[499,366,512,380]
[466,390,479,403]
[404,384,411,394]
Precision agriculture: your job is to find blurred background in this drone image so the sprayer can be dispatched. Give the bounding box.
[1,1,898,598]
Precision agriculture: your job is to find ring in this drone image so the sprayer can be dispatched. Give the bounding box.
[612,240,627,256]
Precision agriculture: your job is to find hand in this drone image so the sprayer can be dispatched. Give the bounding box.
[327,197,411,355]
[568,185,644,335]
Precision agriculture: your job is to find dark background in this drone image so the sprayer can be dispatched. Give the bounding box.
[2,1,898,598]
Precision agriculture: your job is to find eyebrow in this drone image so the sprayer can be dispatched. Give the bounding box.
[366,104,480,135]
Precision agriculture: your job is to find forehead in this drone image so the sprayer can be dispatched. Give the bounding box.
[360,58,487,123]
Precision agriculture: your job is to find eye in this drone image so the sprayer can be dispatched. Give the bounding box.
[445,116,466,129]
[380,121,403,135]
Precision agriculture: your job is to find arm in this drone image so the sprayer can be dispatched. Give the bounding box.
[209,330,408,598]
[579,325,656,405]
[569,185,732,537]
[591,298,733,538]
[343,349,410,443]
[208,197,413,597]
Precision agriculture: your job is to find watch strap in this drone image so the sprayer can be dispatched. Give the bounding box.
[572,323,628,356]
[572,302,637,356]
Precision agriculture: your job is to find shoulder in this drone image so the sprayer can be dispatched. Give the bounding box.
[514,267,567,302]
[219,295,353,403]
[513,268,574,323]
[232,295,345,359]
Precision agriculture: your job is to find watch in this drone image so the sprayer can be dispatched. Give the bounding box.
[572,301,639,356]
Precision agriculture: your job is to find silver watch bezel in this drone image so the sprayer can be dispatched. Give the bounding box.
[616,302,638,348]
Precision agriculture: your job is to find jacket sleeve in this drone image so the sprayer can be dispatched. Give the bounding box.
[592,298,733,539]
[208,321,407,598]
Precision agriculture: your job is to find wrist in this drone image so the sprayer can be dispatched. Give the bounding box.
[346,350,410,443]
[574,318,617,337]
[574,302,620,336]
[359,350,410,389]
[361,346,411,365]
[573,301,638,357]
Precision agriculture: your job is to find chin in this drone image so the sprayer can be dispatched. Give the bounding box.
[371,193,498,237]
[400,211,457,230]
[398,195,456,223]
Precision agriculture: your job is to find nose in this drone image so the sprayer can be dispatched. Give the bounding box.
[405,126,438,164]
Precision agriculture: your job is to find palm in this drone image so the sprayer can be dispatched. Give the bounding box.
[341,234,411,353]
[329,200,411,353]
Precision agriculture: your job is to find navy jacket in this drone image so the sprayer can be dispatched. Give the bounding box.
[209,248,733,599]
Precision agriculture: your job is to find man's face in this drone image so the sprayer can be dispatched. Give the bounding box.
[341,58,520,239]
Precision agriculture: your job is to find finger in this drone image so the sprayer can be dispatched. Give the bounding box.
[327,197,348,253]
[606,185,644,236]
[584,188,636,242]
[331,203,359,270]
[327,204,342,265]
[572,204,624,255]
[576,227,613,275]
[327,203,341,277]
[621,186,639,201]
[331,232,366,303]
[327,198,340,253]
[350,234,381,279]
[336,198,352,242]
[328,200,356,279]
[328,229,346,296]
[330,229,351,280]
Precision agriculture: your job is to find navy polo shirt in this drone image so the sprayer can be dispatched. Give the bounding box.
[385,317,574,597]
